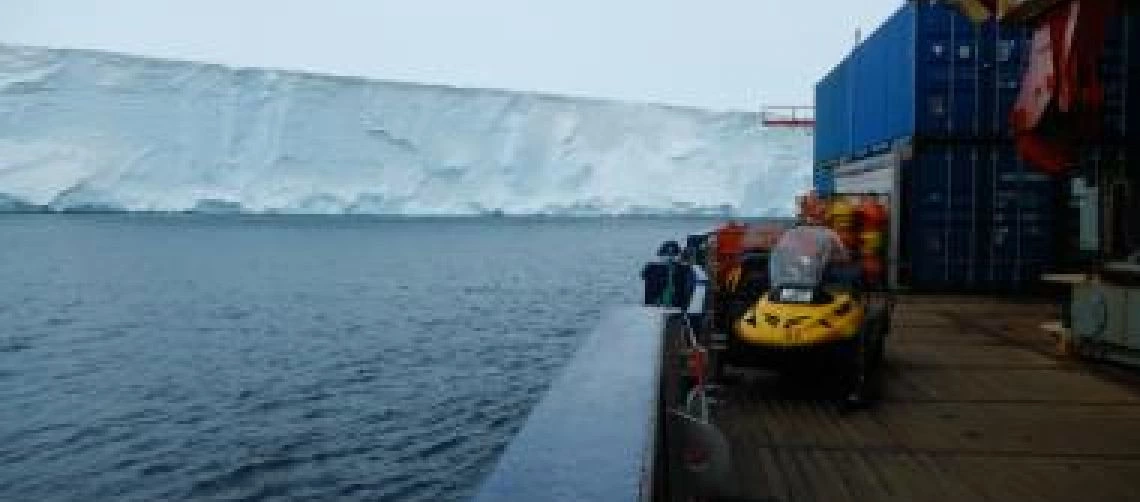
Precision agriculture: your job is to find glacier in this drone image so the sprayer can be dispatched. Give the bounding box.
[0,44,812,216]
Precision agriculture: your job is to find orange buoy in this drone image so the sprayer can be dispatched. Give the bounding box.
[836,229,859,250]
[857,197,888,231]
[861,230,885,253]
[715,221,746,257]
[828,197,856,229]
[715,221,747,287]
[861,255,885,285]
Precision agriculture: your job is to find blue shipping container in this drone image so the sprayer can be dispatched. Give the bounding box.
[902,143,1057,290]
[815,64,849,163]
[813,165,835,196]
[814,0,1031,164]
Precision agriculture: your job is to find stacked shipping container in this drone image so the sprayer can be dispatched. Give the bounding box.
[903,143,1056,288]
[813,0,1053,290]
[814,2,1031,165]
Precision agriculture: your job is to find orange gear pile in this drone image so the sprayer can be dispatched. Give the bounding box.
[820,195,890,287]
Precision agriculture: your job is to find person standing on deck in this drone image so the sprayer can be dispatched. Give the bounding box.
[642,240,682,306]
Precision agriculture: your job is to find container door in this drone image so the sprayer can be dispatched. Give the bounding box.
[981,23,1029,138]
[906,144,957,287]
[905,142,1058,290]
[989,144,1057,285]
[948,145,984,285]
[915,3,982,139]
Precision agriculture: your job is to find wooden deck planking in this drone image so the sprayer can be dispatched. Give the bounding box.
[712,296,1140,501]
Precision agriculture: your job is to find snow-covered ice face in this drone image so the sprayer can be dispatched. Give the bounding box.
[0,45,813,216]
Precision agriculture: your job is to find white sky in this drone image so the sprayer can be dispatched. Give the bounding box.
[0,0,903,111]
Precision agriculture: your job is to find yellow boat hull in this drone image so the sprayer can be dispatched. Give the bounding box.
[733,293,863,349]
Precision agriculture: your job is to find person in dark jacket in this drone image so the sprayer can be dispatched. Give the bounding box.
[642,240,682,306]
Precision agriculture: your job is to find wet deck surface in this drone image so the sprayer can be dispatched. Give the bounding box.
[715,296,1140,502]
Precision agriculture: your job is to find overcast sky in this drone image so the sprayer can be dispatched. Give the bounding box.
[0,0,902,111]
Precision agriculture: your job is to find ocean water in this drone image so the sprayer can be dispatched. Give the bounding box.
[0,215,711,501]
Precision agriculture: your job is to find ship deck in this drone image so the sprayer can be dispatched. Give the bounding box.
[712,295,1140,502]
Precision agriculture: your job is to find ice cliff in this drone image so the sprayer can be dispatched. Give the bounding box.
[0,44,811,215]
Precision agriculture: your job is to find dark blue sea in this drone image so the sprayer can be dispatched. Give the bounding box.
[0,215,711,501]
